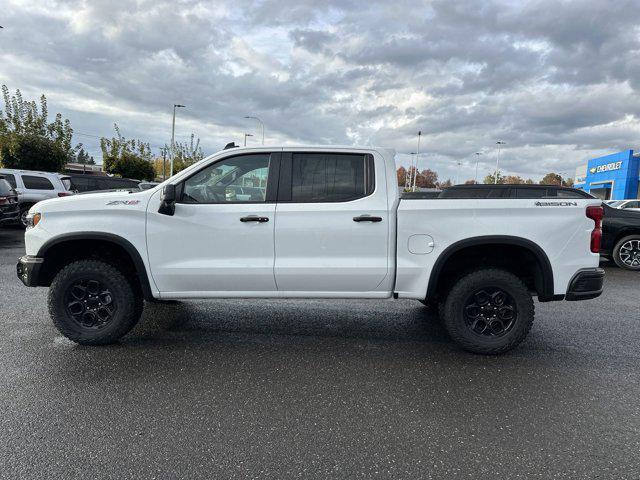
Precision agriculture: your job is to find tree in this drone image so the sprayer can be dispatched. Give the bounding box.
[540,172,563,186]
[483,171,504,184]
[0,85,76,172]
[416,168,438,188]
[75,147,95,165]
[100,124,155,180]
[111,151,155,180]
[464,179,477,184]
[503,175,526,184]
[0,133,67,172]
[155,133,204,178]
[562,177,574,187]
[438,178,453,189]
[397,166,407,187]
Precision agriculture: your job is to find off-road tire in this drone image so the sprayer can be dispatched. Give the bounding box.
[442,268,534,355]
[48,259,143,345]
[612,235,640,271]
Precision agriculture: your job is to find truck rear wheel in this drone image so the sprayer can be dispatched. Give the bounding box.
[441,268,534,355]
[48,259,143,345]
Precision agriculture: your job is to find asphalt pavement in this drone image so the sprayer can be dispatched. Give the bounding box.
[1,226,639,479]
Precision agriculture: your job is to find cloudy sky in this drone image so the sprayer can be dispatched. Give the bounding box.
[2,0,640,182]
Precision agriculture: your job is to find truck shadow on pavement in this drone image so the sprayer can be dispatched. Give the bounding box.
[122,299,453,351]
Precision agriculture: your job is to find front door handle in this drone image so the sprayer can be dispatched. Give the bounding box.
[240,215,269,223]
[353,215,383,223]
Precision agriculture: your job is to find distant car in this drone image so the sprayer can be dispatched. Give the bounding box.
[65,174,140,193]
[0,177,20,226]
[0,168,74,227]
[601,204,640,270]
[138,181,159,191]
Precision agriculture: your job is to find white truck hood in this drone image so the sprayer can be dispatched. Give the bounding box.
[30,189,154,214]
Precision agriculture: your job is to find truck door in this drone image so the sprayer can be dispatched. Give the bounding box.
[146,152,279,295]
[273,151,390,293]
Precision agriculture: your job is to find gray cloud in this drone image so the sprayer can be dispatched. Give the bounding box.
[1,0,639,182]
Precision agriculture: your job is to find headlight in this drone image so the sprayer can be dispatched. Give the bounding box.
[26,212,41,228]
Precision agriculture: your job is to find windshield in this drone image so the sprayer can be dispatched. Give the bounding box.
[607,201,623,207]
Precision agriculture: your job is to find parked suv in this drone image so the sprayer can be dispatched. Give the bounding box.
[0,169,74,226]
[0,176,20,225]
[66,174,140,193]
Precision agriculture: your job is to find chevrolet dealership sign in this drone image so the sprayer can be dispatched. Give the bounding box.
[589,161,623,174]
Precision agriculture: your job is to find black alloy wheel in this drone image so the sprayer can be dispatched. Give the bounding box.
[463,287,517,337]
[64,279,117,329]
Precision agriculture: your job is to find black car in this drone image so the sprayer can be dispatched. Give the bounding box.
[66,174,140,193]
[0,177,20,225]
[601,204,640,270]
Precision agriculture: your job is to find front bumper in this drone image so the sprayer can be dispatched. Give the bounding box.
[0,206,20,225]
[566,268,605,301]
[16,255,44,287]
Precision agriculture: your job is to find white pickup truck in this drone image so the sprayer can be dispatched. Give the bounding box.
[17,146,605,354]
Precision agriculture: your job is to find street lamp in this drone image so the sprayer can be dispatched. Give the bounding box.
[244,116,264,145]
[474,152,482,184]
[455,160,462,185]
[170,104,185,178]
[243,133,253,146]
[494,141,506,184]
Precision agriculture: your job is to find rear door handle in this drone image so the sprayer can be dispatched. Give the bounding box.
[240,215,269,223]
[353,215,383,222]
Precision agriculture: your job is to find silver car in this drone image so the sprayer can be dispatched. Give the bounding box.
[0,168,74,226]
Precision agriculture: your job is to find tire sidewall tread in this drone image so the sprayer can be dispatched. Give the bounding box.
[442,268,535,355]
[48,259,143,345]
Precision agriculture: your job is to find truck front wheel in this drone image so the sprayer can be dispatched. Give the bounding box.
[48,260,143,345]
[441,268,534,355]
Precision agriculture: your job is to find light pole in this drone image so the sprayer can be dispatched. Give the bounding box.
[455,160,462,185]
[244,116,264,145]
[494,141,506,184]
[474,152,482,184]
[412,131,422,191]
[243,133,253,146]
[170,104,185,177]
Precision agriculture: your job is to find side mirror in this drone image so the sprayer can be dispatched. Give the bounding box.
[158,184,176,216]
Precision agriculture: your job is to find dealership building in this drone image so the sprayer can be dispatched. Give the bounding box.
[574,149,640,200]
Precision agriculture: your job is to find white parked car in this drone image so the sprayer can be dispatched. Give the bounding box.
[0,168,73,226]
[17,146,604,354]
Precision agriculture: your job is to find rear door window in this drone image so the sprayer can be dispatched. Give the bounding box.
[22,175,55,190]
[514,187,547,198]
[1,174,16,188]
[279,153,374,202]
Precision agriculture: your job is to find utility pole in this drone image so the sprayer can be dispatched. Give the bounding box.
[474,152,482,183]
[413,131,422,191]
[170,104,185,177]
[494,141,506,184]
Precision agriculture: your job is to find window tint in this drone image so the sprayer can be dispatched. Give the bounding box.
[22,175,54,190]
[289,153,369,202]
[1,174,16,188]
[440,187,489,198]
[515,187,547,198]
[181,154,270,203]
[556,189,584,198]
[623,201,640,209]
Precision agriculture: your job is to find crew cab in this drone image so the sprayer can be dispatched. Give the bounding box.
[600,203,640,270]
[16,146,605,354]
